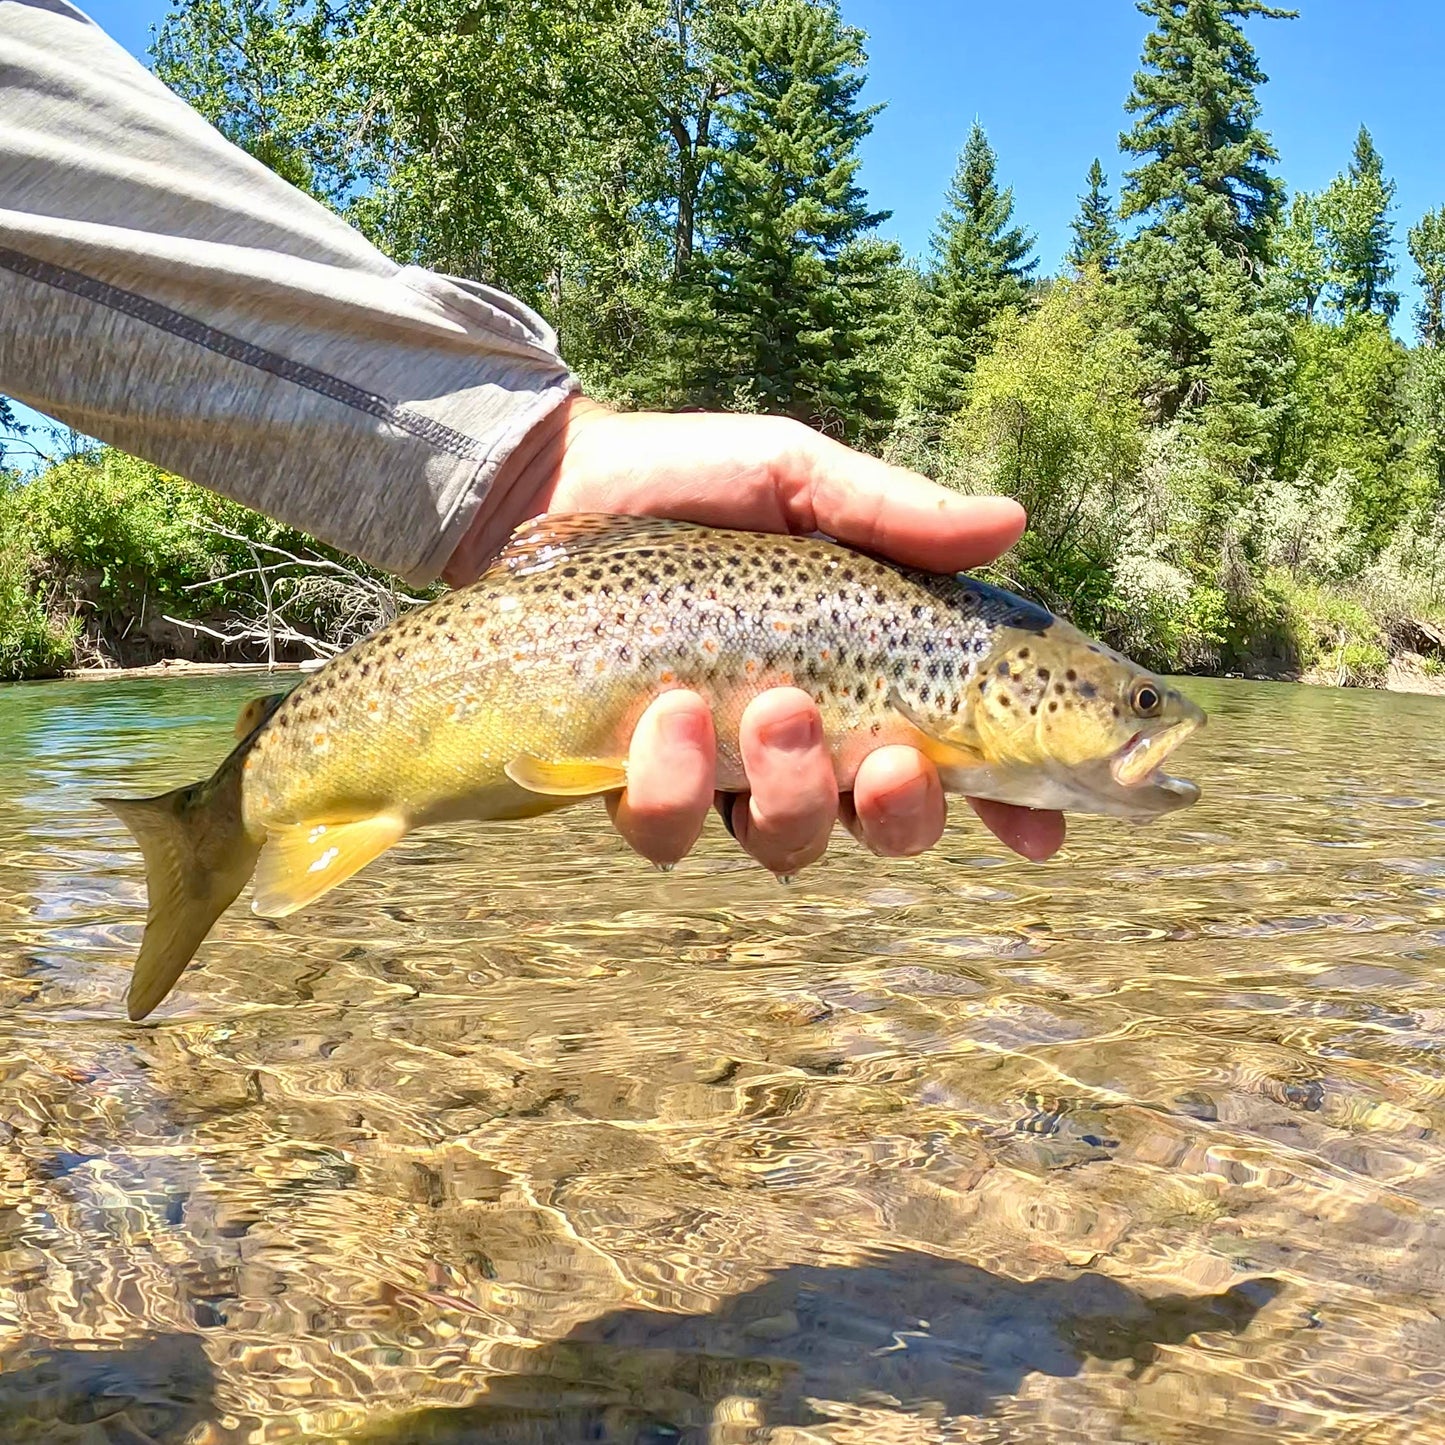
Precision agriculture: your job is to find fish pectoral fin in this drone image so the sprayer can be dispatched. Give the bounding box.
[917,736,988,772]
[504,754,628,797]
[887,688,986,772]
[251,813,408,918]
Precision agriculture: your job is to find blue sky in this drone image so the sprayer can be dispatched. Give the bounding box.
[12,0,1445,443]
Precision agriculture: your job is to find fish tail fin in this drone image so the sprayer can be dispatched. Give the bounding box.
[98,762,261,1022]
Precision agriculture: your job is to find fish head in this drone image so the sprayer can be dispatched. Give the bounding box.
[920,619,1206,820]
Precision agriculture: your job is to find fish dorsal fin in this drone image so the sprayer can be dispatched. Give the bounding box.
[505,754,628,797]
[251,813,408,918]
[495,513,707,576]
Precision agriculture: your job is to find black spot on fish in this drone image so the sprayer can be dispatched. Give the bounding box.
[1066,669,1078,682]
[1037,667,1050,682]
[1049,701,1058,712]
[1079,682,1097,698]
[996,661,1010,677]
[1018,647,1030,660]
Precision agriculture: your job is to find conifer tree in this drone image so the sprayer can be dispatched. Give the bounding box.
[1068,159,1120,273]
[1116,0,1294,435]
[1274,191,1327,320]
[679,0,895,435]
[1409,207,1445,347]
[922,121,1037,413]
[1119,0,1295,260]
[1316,126,1399,321]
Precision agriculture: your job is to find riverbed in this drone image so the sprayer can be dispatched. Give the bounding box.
[1,675,1443,1442]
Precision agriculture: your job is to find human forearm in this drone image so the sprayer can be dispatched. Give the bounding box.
[0,0,576,584]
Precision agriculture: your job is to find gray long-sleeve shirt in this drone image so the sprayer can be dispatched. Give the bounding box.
[0,0,578,584]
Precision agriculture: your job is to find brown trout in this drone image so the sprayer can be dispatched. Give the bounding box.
[100,514,1205,1020]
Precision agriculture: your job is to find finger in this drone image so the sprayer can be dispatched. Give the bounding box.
[848,746,947,857]
[732,688,838,877]
[968,798,1066,862]
[786,431,1028,573]
[606,690,715,867]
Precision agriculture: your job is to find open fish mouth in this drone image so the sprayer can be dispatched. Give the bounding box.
[1110,720,1202,796]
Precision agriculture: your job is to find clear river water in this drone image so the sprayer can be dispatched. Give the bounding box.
[1,674,1444,1443]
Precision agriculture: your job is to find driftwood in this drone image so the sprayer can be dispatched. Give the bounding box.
[1387,615,1445,658]
[161,525,428,665]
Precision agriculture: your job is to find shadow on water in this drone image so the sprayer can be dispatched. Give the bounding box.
[0,1332,217,1444]
[345,1251,1282,1444]
[0,1251,1281,1443]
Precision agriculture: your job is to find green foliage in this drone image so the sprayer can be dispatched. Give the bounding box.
[1267,574,1389,685]
[2,0,1428,690]
[1408,207,1445,347]
[920,122,1037,415]
[667,0,897,435]
[153,0,336,202]
[1068,160,1120,274]
[1278,313,1409,542]
[1119,0,1296,261]
[0,481,77,681]
[1274,192,1328,320]
[1315,127,1399,322]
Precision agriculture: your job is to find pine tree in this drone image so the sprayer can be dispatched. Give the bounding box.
[1409,207,1445,347]
[1116,0,1293,437]
[1068,159,1120,273]
[680,0,896,436]
[922,121,1037,413]
[1120,0,1295,261]
[1316,126,1399,321]
[1274,191,1327,320]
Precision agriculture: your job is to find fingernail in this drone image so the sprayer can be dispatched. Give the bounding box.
[775,872,796,887]
[876,774,929,822]
[759,710,821,753]
[661,706,708,748]
[654,862,675,874]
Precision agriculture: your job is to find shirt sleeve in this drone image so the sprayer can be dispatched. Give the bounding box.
[0,0,579,585]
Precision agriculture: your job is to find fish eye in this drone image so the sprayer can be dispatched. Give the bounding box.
[1130,681,1163,718]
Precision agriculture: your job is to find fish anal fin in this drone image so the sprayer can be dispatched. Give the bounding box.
[504,755,627,797]
[251,813,407,918]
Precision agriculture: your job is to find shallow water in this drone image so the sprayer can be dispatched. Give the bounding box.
[1,674,1445,1442]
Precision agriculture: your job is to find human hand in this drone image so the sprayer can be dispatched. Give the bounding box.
[446,396,1066,875]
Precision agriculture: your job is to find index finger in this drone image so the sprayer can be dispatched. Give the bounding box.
[786,433,1028,574]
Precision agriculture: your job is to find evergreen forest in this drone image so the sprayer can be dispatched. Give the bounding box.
[5,0,1445,687]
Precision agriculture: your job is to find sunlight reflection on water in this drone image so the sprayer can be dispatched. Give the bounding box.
[1,674,1445,1442]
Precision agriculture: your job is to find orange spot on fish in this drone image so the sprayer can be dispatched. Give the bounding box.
[702,639,718,654]
[659,670,676,684]
[651,623,667,637]
[745,660,758,677]
[773,620,790,634]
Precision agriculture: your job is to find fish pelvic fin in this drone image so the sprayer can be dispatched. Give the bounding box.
[251,813,408,918]
[504,755,627,797]
[98,766,260,1022]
